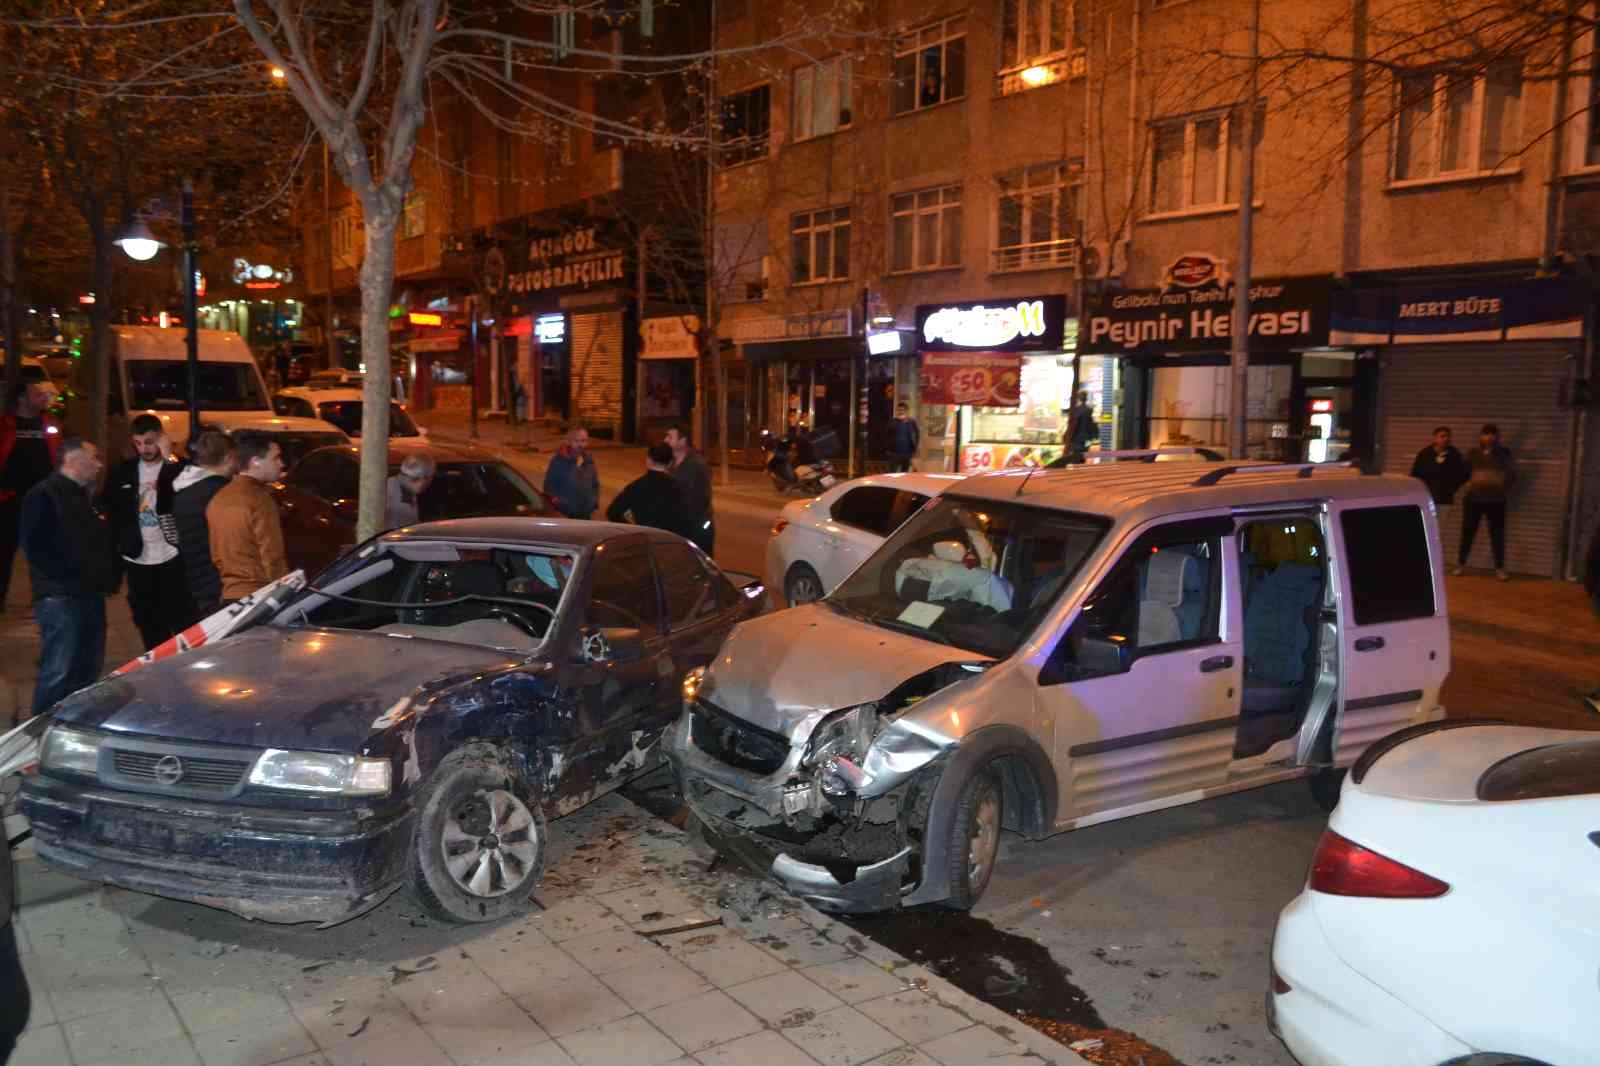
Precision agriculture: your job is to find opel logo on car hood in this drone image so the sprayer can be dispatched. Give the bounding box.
[152,755,185,786]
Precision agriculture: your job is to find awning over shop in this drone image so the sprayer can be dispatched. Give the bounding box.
[742,337,861,364]
[1330,276,1588,346]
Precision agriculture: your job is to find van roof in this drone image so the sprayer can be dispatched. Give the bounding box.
[951,461,1427,526]
[113,326,255,363]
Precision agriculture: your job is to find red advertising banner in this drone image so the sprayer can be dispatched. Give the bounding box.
[919,352,1024,407]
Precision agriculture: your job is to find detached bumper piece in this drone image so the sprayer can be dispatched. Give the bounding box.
[771,848,911,913]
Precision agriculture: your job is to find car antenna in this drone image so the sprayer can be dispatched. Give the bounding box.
[1015,467,1037,497]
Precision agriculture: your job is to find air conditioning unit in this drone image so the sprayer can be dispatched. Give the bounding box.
[1081,238,1129,280]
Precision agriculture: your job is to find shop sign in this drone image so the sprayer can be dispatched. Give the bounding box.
[640,315,700,359]
[1081,272,1330,356]
[1330,277,1587,345]
[919,352,1023,407]
[479,224,628,302]
[915,295,1067,352]
[1163,252,1230,291]
[729,309,853,344]
[232,258,293,290]
[959,442,1059,473]
[535,314,567,345]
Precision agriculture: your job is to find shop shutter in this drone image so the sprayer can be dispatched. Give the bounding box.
[1376,345,1577,578]
[570,311,624,432]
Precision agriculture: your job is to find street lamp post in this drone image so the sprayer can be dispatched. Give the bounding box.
[116,180,203,439]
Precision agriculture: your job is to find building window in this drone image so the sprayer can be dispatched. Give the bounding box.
[891,185,962,272]
[791,206,851,284]
[332,209,358,258]
[892,17,966,115]
[715,219,770,303]
[793,57,853,141]
[1149,108,1261,215]
[719,84,771,166]
[995,163,1080,270]
[400,192,426,240]
[1393,63,1522,182]
[1000,0,1083,71]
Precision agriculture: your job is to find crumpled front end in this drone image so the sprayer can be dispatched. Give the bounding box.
[665,661,983,912]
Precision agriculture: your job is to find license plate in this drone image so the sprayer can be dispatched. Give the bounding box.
[819,475,837,487]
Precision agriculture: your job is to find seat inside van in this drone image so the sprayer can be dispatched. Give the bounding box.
[1237,520,1328,758]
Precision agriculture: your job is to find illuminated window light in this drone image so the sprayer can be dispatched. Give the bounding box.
[1020,65,1053,87]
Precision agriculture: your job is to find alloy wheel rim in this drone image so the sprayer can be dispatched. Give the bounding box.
[441,788,539,898]
[967,787,1000,887]
[790,572,823,604]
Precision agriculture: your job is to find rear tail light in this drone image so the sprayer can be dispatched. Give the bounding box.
[771,519,789,536]
[1308,830,1449,898]
[1271,966,1291,995]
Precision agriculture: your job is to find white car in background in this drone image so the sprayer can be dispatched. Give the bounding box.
[1271,720,1600,1066]
[274,385,426,442]
[766,472,965,607]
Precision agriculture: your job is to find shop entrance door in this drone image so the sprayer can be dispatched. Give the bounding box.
[1299,384,1356,463]
[539,338,570,421]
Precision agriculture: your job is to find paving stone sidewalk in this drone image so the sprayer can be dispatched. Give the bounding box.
[10,792,1087,1066]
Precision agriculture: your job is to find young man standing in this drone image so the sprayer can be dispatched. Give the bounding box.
[0,382,61,612]
[665,424,713,555]
[102,413,192,649]
[887,402,920,473]
[173,429,236,622]
[1454,423,1515,581]
[606,443,689,537]
[1409,426,1468,511]
[543,426,599,519]
[20,438,117,713]
[206,434,288,605]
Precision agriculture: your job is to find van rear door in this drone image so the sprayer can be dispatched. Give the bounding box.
[1322,500,1449,766]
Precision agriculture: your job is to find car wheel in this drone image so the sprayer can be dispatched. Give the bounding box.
[942,768,1002,910]
[408,750,547,923]
[785,563,825,607]
[1309,767,1346,813]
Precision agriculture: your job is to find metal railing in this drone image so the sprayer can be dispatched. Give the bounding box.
[991,237,1080,273]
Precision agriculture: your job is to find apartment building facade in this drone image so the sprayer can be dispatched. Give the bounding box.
[710,0,1600,577]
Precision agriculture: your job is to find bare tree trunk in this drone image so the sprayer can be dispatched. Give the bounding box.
[87,234,115,455]
[356,202,397,542]
[0,181,19,403]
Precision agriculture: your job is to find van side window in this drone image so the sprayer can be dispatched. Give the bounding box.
[1049,521,1225,681]
[1339,505,1435,624]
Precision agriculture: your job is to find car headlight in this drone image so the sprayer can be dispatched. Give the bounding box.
[247,749,392,796]
[683,666,712,707]
[41,726,102,776]
[803,705,878,769]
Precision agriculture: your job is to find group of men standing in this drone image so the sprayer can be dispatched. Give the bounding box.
[543,423,715,555]
[1409,423,1516,580]
[1,384,292,716]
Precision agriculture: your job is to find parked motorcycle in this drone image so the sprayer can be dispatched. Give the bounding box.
[762,428,839,495]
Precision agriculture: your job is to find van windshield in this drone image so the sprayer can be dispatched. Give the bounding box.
[126,360,269,411]
[827,496,1107,658]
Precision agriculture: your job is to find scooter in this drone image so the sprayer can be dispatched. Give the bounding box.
[762,429,838,495]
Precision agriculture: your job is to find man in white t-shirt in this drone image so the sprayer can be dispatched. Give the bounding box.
[101,414,194,649]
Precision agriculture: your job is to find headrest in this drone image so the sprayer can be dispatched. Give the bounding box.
[931,540,967,562]
[447,561,504,598]
[1144,550,1196,607]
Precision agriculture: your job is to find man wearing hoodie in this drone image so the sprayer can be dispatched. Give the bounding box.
[173,429,235,623]
[1453,423,1515,581]
[543,425,599,519]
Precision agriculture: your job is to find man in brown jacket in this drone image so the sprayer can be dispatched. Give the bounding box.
[206,434,288,603]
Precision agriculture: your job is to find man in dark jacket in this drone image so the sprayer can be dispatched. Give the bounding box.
[173,429,235,623]
[1409,426,1468,508]
[1453,423,1515,581]
[607,443,690,537]
[101,413,192,648]
[666,424,713,555]
[0,381,61,612]
[887,402,920,473]
[1062,392,1098,463]
[21,437,118,713]
[543,426,599,519]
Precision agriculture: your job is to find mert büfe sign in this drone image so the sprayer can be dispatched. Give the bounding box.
[1081,253,1329,357]
[916,294,1068,353]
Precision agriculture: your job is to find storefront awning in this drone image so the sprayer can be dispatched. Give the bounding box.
[1330,276,1588,346]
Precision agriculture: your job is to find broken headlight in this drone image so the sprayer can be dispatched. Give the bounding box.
[40,725,102,777]
[803,705,878,770]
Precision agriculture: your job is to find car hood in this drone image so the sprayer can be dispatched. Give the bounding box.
[705,603,992,735]
[52,627,518,753]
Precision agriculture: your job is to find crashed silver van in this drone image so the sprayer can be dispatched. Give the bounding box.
[666,458,1450,912]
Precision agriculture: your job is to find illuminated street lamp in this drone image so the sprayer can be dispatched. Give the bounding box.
[115,181,202,435]
[113,217,164,262]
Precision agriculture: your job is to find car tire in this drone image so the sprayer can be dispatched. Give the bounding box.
[941,768,1003,910]
[785,563,826,607]
[1309,767,1346,813]
[408,749,548,924]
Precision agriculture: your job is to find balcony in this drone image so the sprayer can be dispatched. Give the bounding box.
[991,237,1080,274]
[996,51,1087,97]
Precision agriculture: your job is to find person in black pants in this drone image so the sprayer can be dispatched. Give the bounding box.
[607,443,690,537]
[887,402,920,473]
[1453,423,1515,581]
[101,413,193,649]
[666,424,714,556]
[172,429,235,624]
[0,382,61,613]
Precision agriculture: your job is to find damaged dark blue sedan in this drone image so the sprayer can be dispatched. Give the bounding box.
[21,518,762,925]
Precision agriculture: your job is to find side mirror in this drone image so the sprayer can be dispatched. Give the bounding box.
[1039,633,1131,686]
[581,626,646,664]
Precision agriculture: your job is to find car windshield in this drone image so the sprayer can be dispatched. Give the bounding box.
[275,542,577,651]
[827,495,1107,658]
[127,360,269,411]
[273,432,350,469]
[318,400,420,437]
[420,462,545,518]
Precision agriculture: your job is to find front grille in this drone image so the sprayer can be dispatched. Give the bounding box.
[690,699,791,775]
[111,749,252,793]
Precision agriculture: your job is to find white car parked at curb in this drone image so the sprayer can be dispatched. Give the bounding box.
[1270,719,1600,1066]
[765,472,965,607]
